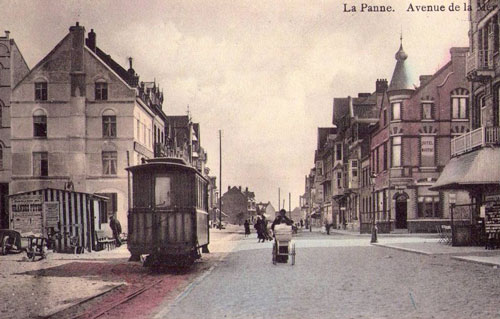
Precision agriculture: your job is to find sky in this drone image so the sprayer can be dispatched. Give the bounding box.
[2,0,469,209]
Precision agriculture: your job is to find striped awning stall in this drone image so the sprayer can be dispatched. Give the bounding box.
[9,188,107,253]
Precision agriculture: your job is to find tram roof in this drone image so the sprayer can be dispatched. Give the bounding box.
[126,157,208,181]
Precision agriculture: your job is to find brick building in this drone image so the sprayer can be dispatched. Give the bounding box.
[371,43,470,232]
[221,186,256,225]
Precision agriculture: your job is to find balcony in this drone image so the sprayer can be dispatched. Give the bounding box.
[466,49,495,81]
[451,126,500,157]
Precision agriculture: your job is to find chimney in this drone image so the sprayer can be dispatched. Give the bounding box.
[246,187,248,192]
[127,57,139,87]
[376,79,388,93]
[69,22,86,97]
[358,93,371,98]
[86,29,96,52]
[228,186,230,191]
[419,75,432,87]
[4,31,9,39]
[239,186,242,191]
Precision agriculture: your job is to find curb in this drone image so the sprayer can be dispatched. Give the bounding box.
[371,243,432,256]
[451,256,500,268]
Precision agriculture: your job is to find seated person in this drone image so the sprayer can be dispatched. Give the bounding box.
[271,209,293,231]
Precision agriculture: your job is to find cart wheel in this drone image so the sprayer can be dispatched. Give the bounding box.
[272,243,276,265]
[291,243,295,266]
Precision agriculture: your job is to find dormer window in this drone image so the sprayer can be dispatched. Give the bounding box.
[35,82,47,101]
[422,102,434,120]
[95,82,108,100]
[391,102,401,121]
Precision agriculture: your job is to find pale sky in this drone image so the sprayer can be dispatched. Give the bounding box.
[3,0,469,209]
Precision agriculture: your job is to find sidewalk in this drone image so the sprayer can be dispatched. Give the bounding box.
[373,239,500,267]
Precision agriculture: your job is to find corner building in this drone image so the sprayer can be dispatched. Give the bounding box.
[371,43,470,232]
[10,23,168,231]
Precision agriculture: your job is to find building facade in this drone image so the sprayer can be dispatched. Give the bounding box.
[433,1,500,243]
[372,44,470,232]
[221,185,256,225]
[0,31,30,228]
[10,23,168,231]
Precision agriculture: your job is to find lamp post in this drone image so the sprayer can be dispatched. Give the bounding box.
[370,173,378,243]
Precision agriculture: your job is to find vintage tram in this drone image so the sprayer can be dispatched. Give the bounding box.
[126,157,209,266]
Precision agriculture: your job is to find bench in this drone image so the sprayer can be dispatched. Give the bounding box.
[95,230,116,251]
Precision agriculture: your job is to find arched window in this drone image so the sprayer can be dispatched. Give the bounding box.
[102,109,116,138]
[33,109,47,137]
[95,80,108,100]
[451,88,469,120]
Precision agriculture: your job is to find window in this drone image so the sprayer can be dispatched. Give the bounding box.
[336,143,342,161]
[102,151,117,175]
[33,110,47,137]
[452,97,468,119]
[136,119,140,140]
[35,82,47,101]
[422,103,433,120]
[155,176,171,207]
[102,113,116,138]
[391,136,402,167]
[316,161,323,176]
[417,196,441,218]
[95,82,108,100]
[0,145,3,169]
[383,142,388,171]
[351,160,358,177]
[33,152,48,177]
[391,102,401,121]
[336,172,342,188]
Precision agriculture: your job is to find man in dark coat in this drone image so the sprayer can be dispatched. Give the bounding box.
[271,209,293,231]
[109,215,122,247]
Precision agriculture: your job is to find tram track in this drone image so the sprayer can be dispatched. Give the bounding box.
[70,278,165,319]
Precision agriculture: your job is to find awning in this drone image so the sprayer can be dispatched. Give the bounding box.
[430,148,500,191]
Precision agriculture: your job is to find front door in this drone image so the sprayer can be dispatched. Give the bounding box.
[395,200,407,229]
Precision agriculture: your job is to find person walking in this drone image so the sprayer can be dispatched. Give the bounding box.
[244,219,251,237]
[254,216,265,243]
[109,215,122,247]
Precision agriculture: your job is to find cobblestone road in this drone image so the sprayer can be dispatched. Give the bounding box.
[157,231,500,319]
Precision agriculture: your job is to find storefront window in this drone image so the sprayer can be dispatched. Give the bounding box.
[417,196,441,218]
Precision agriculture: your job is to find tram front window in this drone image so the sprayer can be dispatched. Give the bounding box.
[155,176,171,208]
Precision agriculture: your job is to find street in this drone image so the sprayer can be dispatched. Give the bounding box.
[155,229,500,319]
[2,226,500,319]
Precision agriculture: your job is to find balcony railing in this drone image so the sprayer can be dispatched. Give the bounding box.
[466,49,495,78]
[451,126,500,157]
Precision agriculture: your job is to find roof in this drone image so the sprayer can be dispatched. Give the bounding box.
[94,46,135,86]
[9,187,108,200]
[332,98,350,125]
[388,44,414,92]
[317,127,337,150]
[430,148,500,191]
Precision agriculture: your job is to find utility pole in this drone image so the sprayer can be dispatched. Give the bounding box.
[218,130,222,229]
[289,192,291,217]
[278,187,280,210]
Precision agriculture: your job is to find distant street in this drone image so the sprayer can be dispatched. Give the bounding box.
[155,229,500,319]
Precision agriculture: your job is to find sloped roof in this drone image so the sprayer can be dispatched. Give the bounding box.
[332,98,349,125]
[94,46,135,86]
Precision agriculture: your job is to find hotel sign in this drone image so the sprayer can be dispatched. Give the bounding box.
[421,136,435,167]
